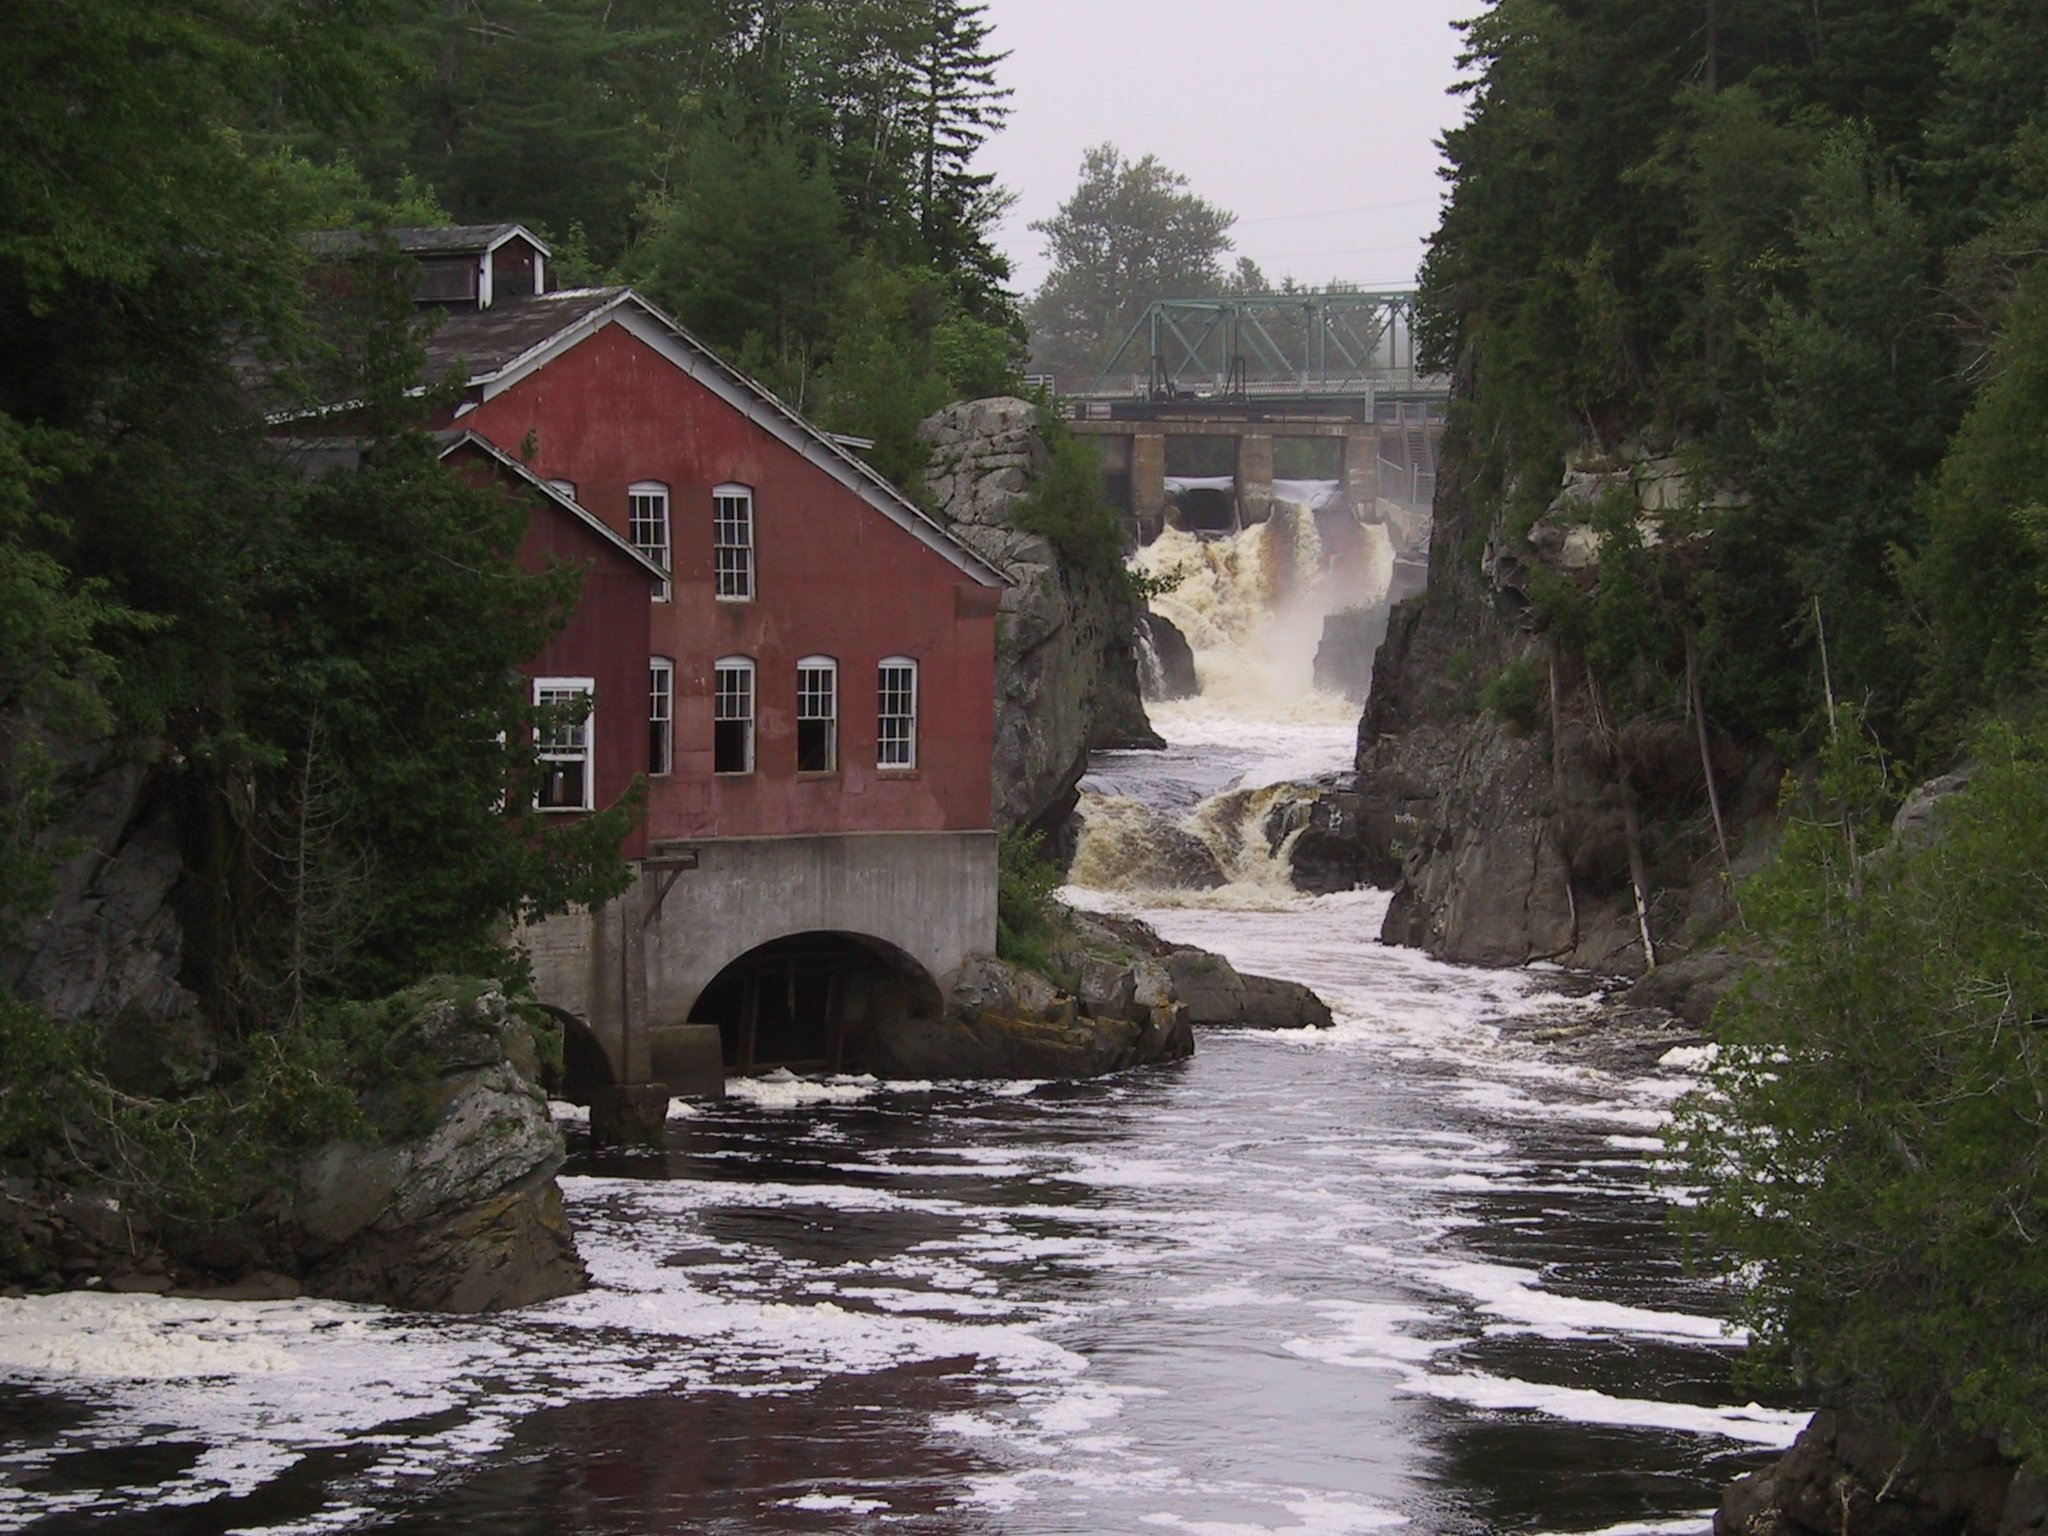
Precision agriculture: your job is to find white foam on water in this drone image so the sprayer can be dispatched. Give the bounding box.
[0,1294,311,1379]
[725,1070,892,1108]
[786,1492,890,1513]
[1405,1370,1807,1447]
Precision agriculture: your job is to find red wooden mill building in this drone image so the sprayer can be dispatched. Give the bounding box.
[293,224,1007,1132]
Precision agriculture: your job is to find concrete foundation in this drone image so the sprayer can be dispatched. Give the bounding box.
[1131,431,1167,542]
[1235,433,1274,526]
[1344,427,1382,515]
[524,830,997,1135]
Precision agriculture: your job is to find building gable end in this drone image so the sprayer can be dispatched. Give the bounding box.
[471,299,1008,590]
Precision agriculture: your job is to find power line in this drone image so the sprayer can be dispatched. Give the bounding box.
[1236,196,1440,226]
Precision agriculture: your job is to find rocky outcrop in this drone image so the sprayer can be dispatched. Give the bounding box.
[869,953,1193,1079]
[1159,950,1334,1030]
[1718,1409,2041,1536]
[1140,612,1199,701]
[1313,606,1391,702]
[1353,440,1772,975]
[921,397,1159,833]
[0,983,584,1313]
[291,986,584,1312]
[2,746,211,1094]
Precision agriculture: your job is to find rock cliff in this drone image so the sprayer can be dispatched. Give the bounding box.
[920,397,1159,834]
[1355,441,1774,975]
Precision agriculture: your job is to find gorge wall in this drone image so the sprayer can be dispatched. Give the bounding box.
[920,397,1158,837]
[1354,438,1775,981]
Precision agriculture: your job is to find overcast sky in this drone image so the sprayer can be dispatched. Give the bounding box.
[974,0,1478,299]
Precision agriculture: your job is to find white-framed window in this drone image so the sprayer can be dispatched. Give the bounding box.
[629,480,671,601]
[714,483,754,601]
[877,656,918,769]
[545,477,577,500]
[796,656,838,773]
[713,656,755,775]
[534,677,594,811]
[649,657,674,776]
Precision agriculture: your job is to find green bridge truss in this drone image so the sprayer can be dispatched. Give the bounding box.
[1083,290,1449,402]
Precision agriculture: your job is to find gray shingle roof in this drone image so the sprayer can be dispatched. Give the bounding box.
[300,223,547,258]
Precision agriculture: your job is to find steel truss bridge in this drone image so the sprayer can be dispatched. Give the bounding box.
[1079,290,1451,406]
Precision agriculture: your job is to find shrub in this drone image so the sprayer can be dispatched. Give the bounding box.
[1676,715,2048,1460]
[1480,655,1545,732]
[996,827,1063,974]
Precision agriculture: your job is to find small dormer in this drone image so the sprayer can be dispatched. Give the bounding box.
[388,223,553,311]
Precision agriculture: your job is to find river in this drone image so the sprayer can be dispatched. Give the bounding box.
[0,507,1805,1535]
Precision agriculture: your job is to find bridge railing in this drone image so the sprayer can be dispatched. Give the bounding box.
[1063,368,1451,410]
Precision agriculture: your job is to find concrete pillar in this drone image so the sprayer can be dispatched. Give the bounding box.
[1131,431,1166,544]
[1235,433,1274,526]
[650,1024,725,1100]
[621,879,650,1084]
[1344,427,1383,518]
[590,1083,670,1148]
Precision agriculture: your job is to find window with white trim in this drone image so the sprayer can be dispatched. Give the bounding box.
[649,657,674,776]
[545,477,577,500]
[629,481,671,600]
[796,656,837,773]
[714,484,754,600]
[534,677,594,811]
[713,656,755,774]
[877,657,917,769]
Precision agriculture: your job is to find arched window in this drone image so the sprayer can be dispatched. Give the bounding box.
[713,656,755,775]
[877,656,917,770]
[628,480,670,601]
[713,483,754,600]
[796,656,837,773]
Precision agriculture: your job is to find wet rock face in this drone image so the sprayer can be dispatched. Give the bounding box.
[1718,1409,2036,1536]
[1,747,212,1091]
[868,953,1193,1080]
[1140,612,1199,702]
[1351,449,1768,976]
[293,988,586,1313]
[1313,606,1391,703]
[920,398,1159,833]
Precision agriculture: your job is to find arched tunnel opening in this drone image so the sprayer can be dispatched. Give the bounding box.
[687,932,944,1074]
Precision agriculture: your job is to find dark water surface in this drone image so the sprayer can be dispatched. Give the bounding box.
[0,896,1804,1535]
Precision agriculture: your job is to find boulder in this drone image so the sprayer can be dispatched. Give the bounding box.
[293,985,587,1312]
[1718,1408,2027,1536]
[1628,948,1746,1029]
[921,398,1160,832]
[867,954,1192,1079]
[1140,611,1199,701]
[1162,950,1333,1029]
[1314,605,1391,702]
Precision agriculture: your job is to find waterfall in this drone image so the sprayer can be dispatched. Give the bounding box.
[1074,482,1397,907]
[1133,484,1394,719]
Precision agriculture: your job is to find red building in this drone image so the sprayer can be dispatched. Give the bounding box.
[297,225,1008,1129]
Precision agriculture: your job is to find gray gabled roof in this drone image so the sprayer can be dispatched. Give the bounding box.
[301,222,551,259]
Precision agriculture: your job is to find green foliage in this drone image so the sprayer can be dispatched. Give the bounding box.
[1026,143,1237,383]
[1012,413,1126,579]
[1905,262,2048,736]
[995,827,1062,973]
[1444,647,1478,685]
[1678,715,2048,1458]
[1479,656,1545,733]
